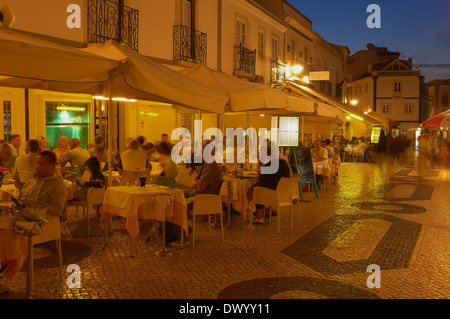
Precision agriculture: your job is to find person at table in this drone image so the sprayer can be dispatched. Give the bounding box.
[9,134,21,156]
[252,141,291,224]
[12,139,40,190]
[18,151,67,218]
[36,136,51,152]
[311,139,330,189]
[73,157,105,204]
[189,142,223,198]
[158,142,178,178]
[53,135,69,162]
[60,138,91,177]
[143,142,159,161]
[0,142,13,186]
[118,139,150,173]
[88,135,106,159]
[158,133,174,152]
[136,135,146,151]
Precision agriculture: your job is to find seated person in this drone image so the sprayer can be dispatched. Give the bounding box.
[158,142,178,178]
[60,138,91,177]
[118,139,150,173]
[17,151,67,221]
[13,139,40,190]
[0,142,13,186]
[188,142,223,199]
[253,141,291,224]
[72,157,105,201]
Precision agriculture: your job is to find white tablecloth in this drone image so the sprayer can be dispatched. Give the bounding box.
[103,185,186,219]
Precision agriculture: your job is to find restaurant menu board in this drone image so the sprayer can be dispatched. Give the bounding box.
[290,147,316,184]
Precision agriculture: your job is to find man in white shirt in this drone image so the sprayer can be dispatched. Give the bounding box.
[60,138,91,177]
[118,139,150,172]
[13,139,40,189]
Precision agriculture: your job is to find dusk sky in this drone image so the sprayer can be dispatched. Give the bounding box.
[289,0,450,82]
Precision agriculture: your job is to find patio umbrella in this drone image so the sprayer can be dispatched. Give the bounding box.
[421,109,450,128]
[178,63,315,113]
[83,42,229,114]
[0,26,120,94]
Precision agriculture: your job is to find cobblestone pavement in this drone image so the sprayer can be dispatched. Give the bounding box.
[1,159,449,299]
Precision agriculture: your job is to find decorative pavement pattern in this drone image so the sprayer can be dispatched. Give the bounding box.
[1,161,449,299]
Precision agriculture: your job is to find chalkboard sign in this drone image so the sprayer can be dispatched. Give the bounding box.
[289,147,316,184]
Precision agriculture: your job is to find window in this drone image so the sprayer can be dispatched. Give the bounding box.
[394,81,402,92]
[3,101,12,141]
[179,0,192,28]
[236,19,246,46]
[304,47,308,63]
[272,37,278,61]
[359,86,362,94]
[288,40,296,61]
[382,104,390,114]
[258,31,264,59]
[443,94,449,106]
[404,104,413,114]
[365,84,368,93]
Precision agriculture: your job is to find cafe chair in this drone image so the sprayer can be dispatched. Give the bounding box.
[191,194,224,247]
[252,177,296,233]
[67,187,105,235]
[29,216,63,293]
[121,170,147,186]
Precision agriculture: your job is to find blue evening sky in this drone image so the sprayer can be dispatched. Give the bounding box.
[288,0,450,82]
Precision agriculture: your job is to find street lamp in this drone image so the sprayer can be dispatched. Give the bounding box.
[350,99,358,106]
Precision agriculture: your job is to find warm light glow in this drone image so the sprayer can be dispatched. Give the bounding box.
[60,111,69,121]
[94,96,137,102]
[364,112,368,114]
[56,106,85,112]
[291,65,304,74]
[350,100,358,106]
[346,116,352,120]
[147,113,158,117]
[302,76,309,84]
[260,114,265,117]
[349,114,363,121]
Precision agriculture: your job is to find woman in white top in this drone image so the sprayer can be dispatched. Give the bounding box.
[53,136,69,161]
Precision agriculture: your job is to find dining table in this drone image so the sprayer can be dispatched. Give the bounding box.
[220,172,255,227]
[101,184,188,255]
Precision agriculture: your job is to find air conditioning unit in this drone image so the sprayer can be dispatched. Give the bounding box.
[0,5,15,28]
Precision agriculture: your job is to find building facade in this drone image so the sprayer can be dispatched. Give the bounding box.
[2,0,352,151]
[426,79,450,116]
[346,45,432,130]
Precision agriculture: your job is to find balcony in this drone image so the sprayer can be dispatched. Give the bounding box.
[87,0,139,51]
[270,61,286,84]
[173,25,207,65]
[233,44,256,77]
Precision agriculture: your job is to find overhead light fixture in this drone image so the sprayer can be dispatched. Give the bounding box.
[56,106,85,112]
[260,114,265,117]
[302,76,309,84]
[346,116,351,120]
[93,96,137,102]
[349,114,363,121]
[350,100,358,106]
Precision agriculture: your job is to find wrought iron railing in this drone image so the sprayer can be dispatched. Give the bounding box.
[88,0,139,51]
[270,60,286,83]
[233,44,256,75]
[173,25,207,65]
